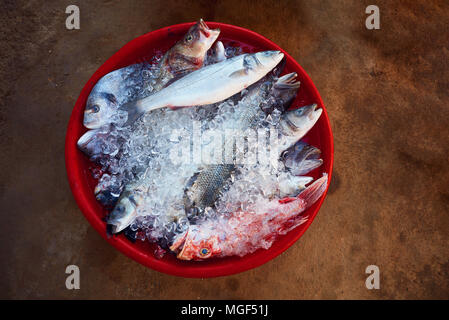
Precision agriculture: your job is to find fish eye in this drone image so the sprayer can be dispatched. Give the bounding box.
[185,35,193,42]
[89,104,100,113]
[199,248,210,256]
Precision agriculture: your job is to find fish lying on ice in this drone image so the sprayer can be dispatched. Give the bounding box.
[170,174,328,260]
[82,19,220,129]
[118,51,285,126]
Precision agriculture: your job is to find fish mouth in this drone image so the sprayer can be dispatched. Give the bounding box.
[198,18,220,39]
[302,103,321,120]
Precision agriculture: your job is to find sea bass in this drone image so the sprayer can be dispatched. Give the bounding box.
[82,19,220,129]
[118,51,285,126]
[170,174,328,260]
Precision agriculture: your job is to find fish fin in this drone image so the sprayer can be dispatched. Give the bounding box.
[102,92,118,105]
[297,174,328,210]
[168,106,185,110]
[118,100,143,127]
[170,230,188,252]
[229,69,248,78]
[279,197,296,204]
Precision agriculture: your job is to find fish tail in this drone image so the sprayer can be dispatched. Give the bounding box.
[297,174,328,210]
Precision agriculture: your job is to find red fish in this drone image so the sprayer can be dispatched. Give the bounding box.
[170,174,328,260]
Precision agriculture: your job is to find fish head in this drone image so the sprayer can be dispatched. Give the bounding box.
[83,91,118,129]
[106,194,138,234]
[281,141,323,176]
[280,104,322,138]
[175,19,220,62]
[170,227,222,260]
[77,128,100,155]
[272,72,301,111]
[209,40,226,62]
[248,51,284,75]
[76,126,111,159]
[287,104,322,127]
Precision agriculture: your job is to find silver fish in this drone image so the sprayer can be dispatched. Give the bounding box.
[118,51,285,126]
[276,104,323,154]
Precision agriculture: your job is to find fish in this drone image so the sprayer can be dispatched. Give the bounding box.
[276,104,323,154]
[118,51,285,126]
[170,174,328,260]
[183,69,301,219]
[105,68,298,235]
[77,127,109,159]
[94,173,123,207]
[106,173,148,234]
[281,141,323,176]
[82,19,220,129]
[207,41,226,64]
[277,173,314,198]
[153,19,220,92]
[76,126,126,160]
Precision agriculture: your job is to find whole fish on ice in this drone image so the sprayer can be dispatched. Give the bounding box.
[118,50,285,126]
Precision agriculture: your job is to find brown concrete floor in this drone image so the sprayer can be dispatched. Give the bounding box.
[0,0,448,299]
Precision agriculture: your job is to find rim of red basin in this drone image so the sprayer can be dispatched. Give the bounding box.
[65,21,334,278]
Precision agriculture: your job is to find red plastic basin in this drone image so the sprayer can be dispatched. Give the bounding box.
[65,21,334,278]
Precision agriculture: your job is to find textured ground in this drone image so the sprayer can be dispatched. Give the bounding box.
[0,0,448,299]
